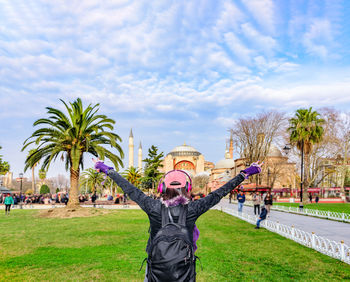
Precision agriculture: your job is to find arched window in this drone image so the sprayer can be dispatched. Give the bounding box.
[175,160,195,171]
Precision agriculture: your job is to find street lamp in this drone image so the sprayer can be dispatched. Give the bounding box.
[267,168,271,188]
[282,145,292,199]
[19,173,23,209]
[282,145,291,156]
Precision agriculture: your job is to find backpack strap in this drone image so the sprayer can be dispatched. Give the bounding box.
[161,204,188,227]
[178,204,187,227]
[161,204,170,227]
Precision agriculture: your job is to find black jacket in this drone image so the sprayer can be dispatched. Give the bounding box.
[264,196,273,206]
[108,170,245,253]
[259,208,267,220]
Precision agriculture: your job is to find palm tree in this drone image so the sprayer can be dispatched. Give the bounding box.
[122,166,142,187]
[288,107,325,205]
[22,98,124,207]
[27,149,39,194]
[0,146,10,176]
[81,168,105,194]
[103,176,120,196]
[38,168,46,186]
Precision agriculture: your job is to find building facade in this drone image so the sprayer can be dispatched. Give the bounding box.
[162,143,205,175]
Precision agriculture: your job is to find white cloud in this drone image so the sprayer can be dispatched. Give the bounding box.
[254,56,300,74]
[214,1,245,33]
[241,0,276,34]
[1,0,350,179]
[303,18,333,58]
[224,32,253,64]
[241,23,277,56]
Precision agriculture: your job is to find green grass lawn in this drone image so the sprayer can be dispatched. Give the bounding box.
[0,209,349,281]
[274,203,350,213]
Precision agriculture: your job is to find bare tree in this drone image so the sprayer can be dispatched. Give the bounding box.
[264,159,287,188]
[307,108,340,187]
[231,111,287,164]
[333,111,350,201]
[49,174,69,192]
[192,174,210,194]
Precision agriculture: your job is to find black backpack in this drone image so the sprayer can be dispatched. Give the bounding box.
[146,204,195,282]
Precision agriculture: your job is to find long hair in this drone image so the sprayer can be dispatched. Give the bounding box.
[162,187,190,201]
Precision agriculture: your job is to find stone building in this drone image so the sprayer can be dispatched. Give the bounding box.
[161,143,205,175]
[208,139,296,195]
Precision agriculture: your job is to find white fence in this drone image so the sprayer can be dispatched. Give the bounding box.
[239,201,350,223]
[272,205,350,223]
[215,206,350,265]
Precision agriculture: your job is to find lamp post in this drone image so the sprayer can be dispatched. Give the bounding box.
[267,168,271,188]
[19,173,23,209]
[282,144,292,198]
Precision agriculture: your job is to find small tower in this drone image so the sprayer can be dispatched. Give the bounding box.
[128,129,134,168]
[138,141,142,171]
[229,131,234,159]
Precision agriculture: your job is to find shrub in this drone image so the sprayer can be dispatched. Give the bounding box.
[40,184,50,194]
[25,189,33,195]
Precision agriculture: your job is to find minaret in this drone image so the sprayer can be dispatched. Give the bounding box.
[225,141,230,159]
[229,131,234,159]
[138,141,142,171]
[128,129,134,168]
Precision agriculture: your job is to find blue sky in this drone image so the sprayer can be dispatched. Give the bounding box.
[1,0,350,179]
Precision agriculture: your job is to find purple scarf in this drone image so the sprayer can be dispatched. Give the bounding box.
[162,195,200,252]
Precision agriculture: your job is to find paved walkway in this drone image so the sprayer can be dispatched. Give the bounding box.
[217,199,350,246]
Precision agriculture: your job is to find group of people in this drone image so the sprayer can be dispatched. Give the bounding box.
[0,193,70,212]
[309,193,320,203]
[0,193,70,205]
[235,190,273,214]
[233,190,273,230]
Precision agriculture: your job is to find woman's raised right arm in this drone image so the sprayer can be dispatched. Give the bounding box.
[95,160,158,213]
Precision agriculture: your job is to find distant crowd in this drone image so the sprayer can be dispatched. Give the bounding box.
[0,190,208,207]
[0,193,69,205]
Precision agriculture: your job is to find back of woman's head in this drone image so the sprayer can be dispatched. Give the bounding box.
[162,186,190,201]
[159,170,191,201]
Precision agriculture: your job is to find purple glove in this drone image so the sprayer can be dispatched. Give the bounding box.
[94,161,114,175]
[240,162,262,179]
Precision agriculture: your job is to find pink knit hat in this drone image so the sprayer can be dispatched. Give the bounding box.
[163,170,187,188]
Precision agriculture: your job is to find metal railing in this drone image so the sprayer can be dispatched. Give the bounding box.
[272,204,350,223]
[236,200,350,223]
[215,206,350,265]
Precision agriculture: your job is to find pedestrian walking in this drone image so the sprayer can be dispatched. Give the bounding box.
[309,193,312,203]
[315,195,319,203]
[237,190,245,213]
[264,192,273,214]
[252,192,261,215]
[229,190,234,203]
[94,159,263,281]
[4,193,14,215]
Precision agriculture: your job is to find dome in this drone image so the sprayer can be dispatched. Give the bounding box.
[168,143,201,157]
[267,144,283,157]
[215,158,235,169]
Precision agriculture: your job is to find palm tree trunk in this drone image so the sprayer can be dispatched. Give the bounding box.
[302,154,309,206]
[68,167,80,207]
[31,166,35,194]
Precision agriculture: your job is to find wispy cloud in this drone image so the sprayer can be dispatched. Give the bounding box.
[0,0,350,177]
